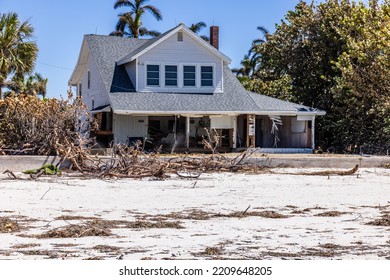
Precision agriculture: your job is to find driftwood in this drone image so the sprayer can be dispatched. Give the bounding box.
[291,165,359,176]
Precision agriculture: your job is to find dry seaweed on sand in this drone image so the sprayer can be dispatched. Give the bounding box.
[194,246,224,257]
[34,218,184,239]
[36,224,112,239]
[92,245,121,253]
[0,217,20,233]
[223,210,289,219]
[315,211,348,217]
[56,215,98,221]
[366,215,390,226]
[87,219,184,230]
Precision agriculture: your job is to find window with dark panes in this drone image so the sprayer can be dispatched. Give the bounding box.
[201,66,213,87]
[87,70,90,89]
[78,83,82,97]
[165,65,177,86]
[147,65,160,86]
[183,66,196,86]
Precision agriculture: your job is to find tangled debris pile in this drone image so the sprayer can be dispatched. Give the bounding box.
[0,94,96,156]
[59,140,263,179]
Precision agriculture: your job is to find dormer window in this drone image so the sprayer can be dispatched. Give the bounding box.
[201,66,213,87]
[165,65,178,86]
[146,65,160,86]
[183,66,196,87]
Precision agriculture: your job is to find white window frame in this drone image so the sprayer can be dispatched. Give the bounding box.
[182,64,198,88]
[200,64,215,88]
[145,63,161,87]
[142,62,217,91]
[164,64,179,87]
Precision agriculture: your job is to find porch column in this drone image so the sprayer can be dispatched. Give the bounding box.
[185,116,190,149]
[233,116,237,149]
[311,116,316,150]
[246,114,256,148]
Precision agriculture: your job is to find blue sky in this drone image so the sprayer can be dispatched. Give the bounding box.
[1,0,304,98]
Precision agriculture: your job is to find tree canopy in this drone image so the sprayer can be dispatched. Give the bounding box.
[0,12,38,99]
[111,0,162,38]
[239,0,390,153]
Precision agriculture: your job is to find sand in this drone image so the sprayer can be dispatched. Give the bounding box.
[0,168,390,260]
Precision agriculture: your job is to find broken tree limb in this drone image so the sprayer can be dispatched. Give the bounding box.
[2,169,18,179]
[292,165,359,176]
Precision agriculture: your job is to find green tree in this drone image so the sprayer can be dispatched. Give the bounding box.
[232,26,268,79]
[0,13,38,99]
[244,0,390,153]
[189,21,209,42]
[111,0,162,38]
[4,73,48,98]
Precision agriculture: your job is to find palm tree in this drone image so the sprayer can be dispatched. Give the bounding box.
[233,26,268,78]
[232,51,260,77]
[33,73,48,98]
[0,13,38,99]
[252,26,269,46]
[189,21,209,42]
[110,12,160,38]
[4,72,47,98]
[112,0,162,38]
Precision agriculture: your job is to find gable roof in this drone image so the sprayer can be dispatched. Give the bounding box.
[116,24,232,66]
[82,34,148,93]
[70,29,325,117]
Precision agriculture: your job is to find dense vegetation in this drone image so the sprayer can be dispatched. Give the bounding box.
[237,0,390,153]
[0,13,92,155]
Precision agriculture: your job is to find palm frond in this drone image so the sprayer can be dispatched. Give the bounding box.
[114,0,131,9]
[139,27,160,37]
[190,21,207,33]
[200,35,210,42]
[142,5,162,21]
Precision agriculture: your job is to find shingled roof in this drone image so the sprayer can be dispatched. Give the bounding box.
[84,33,325,116]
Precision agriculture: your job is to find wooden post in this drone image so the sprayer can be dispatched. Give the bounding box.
[233,116,237,149]
[246,114,256,148]
[311,116,316,150]
[185,116,190,149]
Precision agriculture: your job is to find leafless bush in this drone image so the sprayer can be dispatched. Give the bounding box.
[0,93,97,157]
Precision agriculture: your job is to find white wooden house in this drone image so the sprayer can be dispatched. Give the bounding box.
[69,24,325,153]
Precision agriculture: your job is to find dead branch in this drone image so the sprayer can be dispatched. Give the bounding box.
[296,165,359,176]
[3,169,18,179]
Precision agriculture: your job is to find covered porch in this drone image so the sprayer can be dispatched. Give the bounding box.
[109,113,317,153]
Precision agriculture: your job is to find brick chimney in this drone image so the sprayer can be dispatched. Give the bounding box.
[210,26,219,50]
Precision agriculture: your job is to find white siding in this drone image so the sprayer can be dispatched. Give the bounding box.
[79,53,110,110]
[113,114,148,144]
[138,32,223,93]
[125,60,137,89]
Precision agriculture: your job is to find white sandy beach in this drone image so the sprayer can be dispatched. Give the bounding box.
[1,168,390,260]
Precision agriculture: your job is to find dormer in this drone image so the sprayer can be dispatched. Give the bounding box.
[117,24,231,94]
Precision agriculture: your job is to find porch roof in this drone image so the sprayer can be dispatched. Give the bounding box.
[248,92,326,116]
